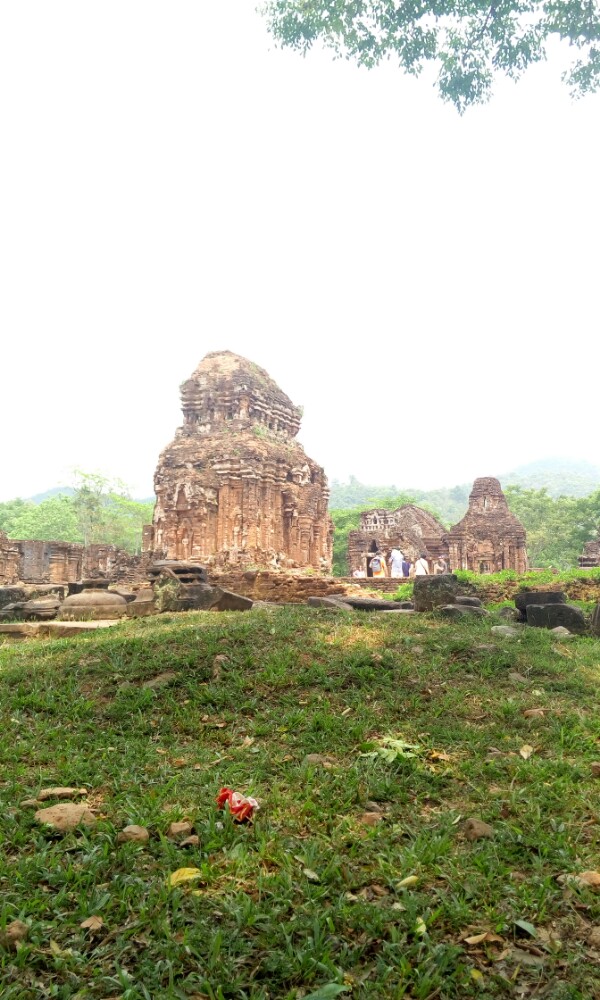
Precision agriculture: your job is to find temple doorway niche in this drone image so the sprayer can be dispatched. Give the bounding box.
[366,539,379,577]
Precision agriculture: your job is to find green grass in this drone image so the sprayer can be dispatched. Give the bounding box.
[1,608,600,998]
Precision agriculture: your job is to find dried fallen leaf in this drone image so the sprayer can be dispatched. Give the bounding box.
[38,787,88,801]
[303,868,320,882]
[171,758,188,768]
[117,824,149,844]
[168,867,203,888]
[34,803,96,833]
[397,875,419,888]
[470,969,484,984]
[180,835,200,847]
[428,750,451,762]
[523,709,545,718]
[519,744,534,760]
[80,916,104,933]
[464,931,505,946]
[591,762,600,778]
[1,920,29,950]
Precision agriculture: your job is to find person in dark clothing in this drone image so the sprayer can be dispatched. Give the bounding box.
[401,557,411,577]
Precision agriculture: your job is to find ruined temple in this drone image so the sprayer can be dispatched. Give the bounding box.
[0,531,20,585]
[447,477,527,573]
[144,351,333,570]
[579,536,600,568]
[348,505,448,575]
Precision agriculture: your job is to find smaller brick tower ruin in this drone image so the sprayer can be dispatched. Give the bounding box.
[144,351,333,571]
[447,477,527,573]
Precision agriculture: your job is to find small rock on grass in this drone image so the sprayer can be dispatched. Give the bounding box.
[304,754,334,767]
[491,625,519,637]
[588,927,600,948]
[591,762,600,778]
[508,671,528,684]
[167,821,194,840]
[143,671,177,689]
[464,817,494,841]
[359,811,383,827]
[38,787,88,801]
[117,824,150,844]
[0,920,29,950]
[35,803,96,833]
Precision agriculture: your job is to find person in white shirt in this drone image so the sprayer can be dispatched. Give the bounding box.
[415,554,430,576]
[389,548,404,578]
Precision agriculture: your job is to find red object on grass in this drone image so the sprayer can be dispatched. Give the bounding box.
[216,787,259,822]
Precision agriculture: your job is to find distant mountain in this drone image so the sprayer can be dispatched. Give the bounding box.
[329,458,600,525]
[28,486,75,504]
[498,458,600,498]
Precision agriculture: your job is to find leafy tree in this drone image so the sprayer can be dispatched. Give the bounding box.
[0,473,154,554]
[262,0,600,111]
[505,485,600,568]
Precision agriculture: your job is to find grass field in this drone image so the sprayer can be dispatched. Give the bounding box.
[2,606,600,999]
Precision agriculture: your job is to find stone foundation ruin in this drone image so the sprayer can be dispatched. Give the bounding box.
[0,536,146,587]
[447,477,527,573]
[144,351,333,571]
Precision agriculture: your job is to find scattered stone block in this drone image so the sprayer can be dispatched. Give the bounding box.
[491,625,520,637]
[454,595,483,607]
[307,596,352,610]
[592,604,600,637]
[438,604,488,619]
[514,591,567,615]
[413,575,459,612]
[527,604,587,635]
[0,586,25,609]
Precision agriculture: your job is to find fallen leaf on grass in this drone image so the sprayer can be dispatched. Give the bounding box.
[591,762,600,778]
[514,919,537,937]
[80,916,104,934]
[180,835,200,847]
[464,931,504,945]
[303,868,320,883]
[397,875,419,888]
[171,758,188,768]
[519,744,534,760]
[523,709,545,718]
[49,939,72,957]
[470,969,485,984]
[168,867,203,888]
[414,916,427,936]
[0,920,28,950]
[428,750,451,762]
[553,644,573,658]
[302,984,350,999]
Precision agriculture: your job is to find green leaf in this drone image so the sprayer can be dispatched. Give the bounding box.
[302,985,351,1000]
[514,919,537,938]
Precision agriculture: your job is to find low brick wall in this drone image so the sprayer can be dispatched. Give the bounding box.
[209,571,392,604]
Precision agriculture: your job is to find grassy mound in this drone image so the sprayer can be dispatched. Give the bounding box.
[1,609,600,998]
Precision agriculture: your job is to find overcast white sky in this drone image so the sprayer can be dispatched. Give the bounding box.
[1,2,598,502]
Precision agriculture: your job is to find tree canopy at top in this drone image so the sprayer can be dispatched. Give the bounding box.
[261,0,600,111]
